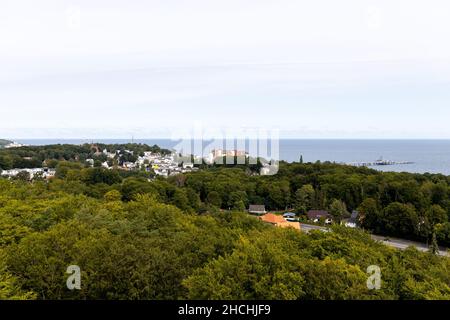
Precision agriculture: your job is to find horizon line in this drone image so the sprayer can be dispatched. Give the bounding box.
[9,137,450,141]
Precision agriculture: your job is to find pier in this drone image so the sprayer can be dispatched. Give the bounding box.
[347,158,414,167]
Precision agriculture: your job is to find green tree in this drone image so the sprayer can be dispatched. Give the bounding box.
[429,231,439,255]
[103,190,122,202]
[329,199,349,223]
[206,191,222,208]
[94,160,102,168]
[228,191,248,211]
[14,171,31,181]
[382,203,420,238]
[358,198,381,232]
[185,188,201,211]
[267,180,291,210]
[172,189,190,211]
[0,155,13,170]
[184,230,306,300]
[120,178,159,201]
[0,250,36,300]
[426,205,448,227]
[294,185,315,215]
[55,161,84,179]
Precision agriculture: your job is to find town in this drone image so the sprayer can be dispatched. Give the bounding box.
[85,147,201,177]
[0,142,269,179]
[0,144,197,179]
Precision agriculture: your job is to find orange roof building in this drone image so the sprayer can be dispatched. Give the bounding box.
[259,213,285,224]
[259,213,301,231]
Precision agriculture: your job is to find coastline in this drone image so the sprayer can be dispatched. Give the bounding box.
[10,139,450,176]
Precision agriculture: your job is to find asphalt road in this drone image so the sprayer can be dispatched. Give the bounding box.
[300,223,449,257]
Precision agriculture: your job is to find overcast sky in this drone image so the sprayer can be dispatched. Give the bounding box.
[1,0,450,139]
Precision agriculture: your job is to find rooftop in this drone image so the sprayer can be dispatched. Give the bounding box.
[249,205,266,213]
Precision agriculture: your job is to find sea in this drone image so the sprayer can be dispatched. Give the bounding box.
[15,139,450,176]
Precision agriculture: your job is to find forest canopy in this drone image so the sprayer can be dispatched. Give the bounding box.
[0,144,449,300]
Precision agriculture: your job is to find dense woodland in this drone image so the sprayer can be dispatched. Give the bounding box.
[1,144,450,300]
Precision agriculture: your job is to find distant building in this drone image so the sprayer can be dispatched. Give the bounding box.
[260,164,279,176]
[86,159,95,167]
[210,149,247,158]
[182,162,194,169]
[259,213,301,231]
[103,149,116,159]
[343,210,359,228]
[307,210,333,224]
[85,149,195,177]
[122,162,136,170]
[248,205,267,215]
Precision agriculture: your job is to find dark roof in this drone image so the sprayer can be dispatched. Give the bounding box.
[349,210,359,223]
[307,210,331,219]
[248,205,266,212]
